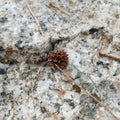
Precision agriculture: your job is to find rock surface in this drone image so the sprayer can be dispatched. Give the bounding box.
[0,0,120,120]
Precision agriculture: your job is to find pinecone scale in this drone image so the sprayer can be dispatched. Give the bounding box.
[47,50,68,69]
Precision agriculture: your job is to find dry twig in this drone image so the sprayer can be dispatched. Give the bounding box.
[99,51,120,62]
[26,3,44,35]
[47,1,72,16]
[86,73,101,94]
[55,64,119,120]
[98,33,120,62]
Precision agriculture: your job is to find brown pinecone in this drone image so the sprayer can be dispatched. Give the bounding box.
[47,50,68,69]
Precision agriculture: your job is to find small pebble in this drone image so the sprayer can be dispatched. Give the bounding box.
[15,40,23,49]
[0,68,6,75]
[96,61,104,65]
[0,46,4,51]
[118,100,120,105]
[0,17,8,23]
[40,107,47,113]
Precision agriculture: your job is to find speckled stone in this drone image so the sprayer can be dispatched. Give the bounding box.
[0,0,120,120]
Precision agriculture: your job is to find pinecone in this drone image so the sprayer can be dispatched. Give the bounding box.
[47,50,68,69]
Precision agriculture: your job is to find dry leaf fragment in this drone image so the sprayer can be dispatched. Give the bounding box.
[53,88,65,95]
[72,84,81,93]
